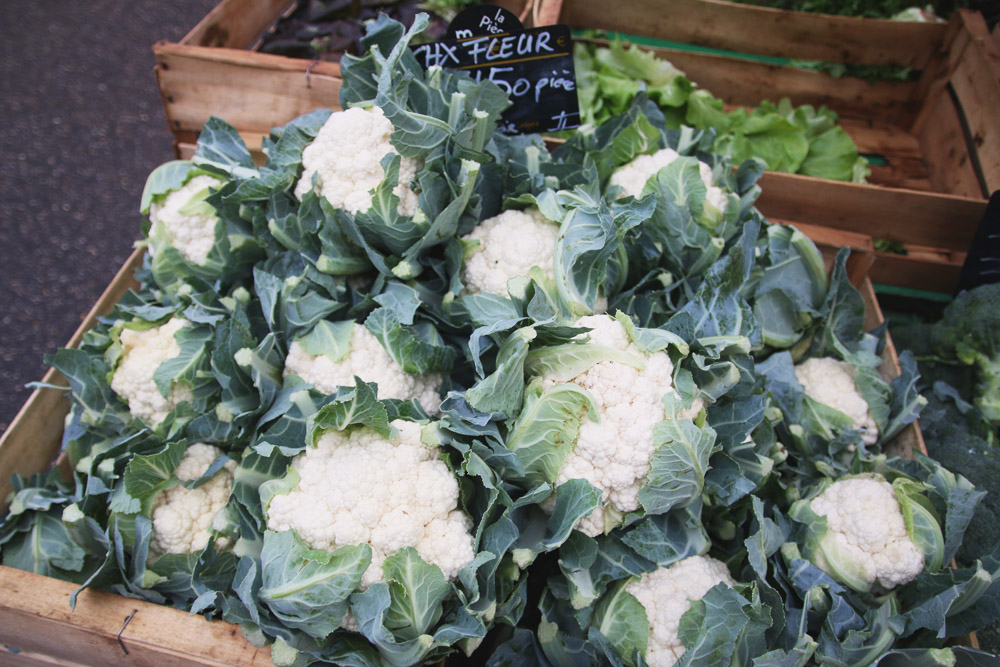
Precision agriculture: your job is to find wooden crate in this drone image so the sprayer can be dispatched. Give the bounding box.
[155,0,536,162]
[0,239,923,663]
[532,0,1000,294]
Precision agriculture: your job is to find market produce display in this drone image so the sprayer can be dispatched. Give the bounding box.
[572,40,870,183]
[1,14,999,666]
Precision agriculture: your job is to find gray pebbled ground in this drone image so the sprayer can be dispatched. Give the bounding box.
[0,0,219,434]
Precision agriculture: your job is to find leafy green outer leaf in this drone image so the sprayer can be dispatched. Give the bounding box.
[298,319,355,361]
[140,160,198,214]
[465,327,532,416]
[620,509,708,567]
[152,322,213,399]
[745,496,786,581]
[543,479,602,552]
[505,382,599,485]
[1,512,86,577]
[382,547,451,640]
[116,440,187,514]
[893,478,945,574]
[638,418,717,515]
[258,530,371,640]
[882,350,928,444]
[525,343,646,384]
[364,308,457,375]
[593,580,649,666]
[675,584,752,667]
[193,116,258,179]
[307,378,391,444]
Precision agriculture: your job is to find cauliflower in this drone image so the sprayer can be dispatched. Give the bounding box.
[293,106,421,216]
[266,420,475,589]
[461,207,560,297]
[625,555,737,667]
[805,475,925,591]
[149,443,237,557]
[539,315,699,536]
[283,323,443,414]
[147,174,224,265]
[110,318,194,427]
[795,356,879,445]
[609,147,728,222]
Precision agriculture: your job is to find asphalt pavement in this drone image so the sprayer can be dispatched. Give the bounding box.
[0,0,218,433]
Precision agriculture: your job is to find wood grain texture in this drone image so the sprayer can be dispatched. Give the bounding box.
[181,0,293,48]
[551,0,947,67]
[756,172,986,251]
[949,10,1000,194]
[911,88,983,198]
[154,43,342,136]
[0,568,272,667]
[869,248,965,294]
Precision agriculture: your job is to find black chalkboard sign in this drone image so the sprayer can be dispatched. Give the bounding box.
[412,6,580,135]
[956,190,1000,294]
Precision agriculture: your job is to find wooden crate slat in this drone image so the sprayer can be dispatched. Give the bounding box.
[911,88,984,198]
[838,117,924,160]
[181,0,293,48]
[755,172,986,251]
[866,158,935,192]
[869,248,966,294]
[0,568,271,667]
[155,44,341,136]
[553,0,947,68]
[949,11,1000,194]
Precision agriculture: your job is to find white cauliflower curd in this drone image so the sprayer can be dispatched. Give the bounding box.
[283,323,443,414]
[150,443,236,557]
[625,555,737,667]
[110,318,193,427]
[294,106,421,216]
[266,420,475,589]
[795,356,879,445]
[609,147,728,221]
[540,315,699,536]
[808,475,924,591]
[147,174,224,265]
[460,207,560,297]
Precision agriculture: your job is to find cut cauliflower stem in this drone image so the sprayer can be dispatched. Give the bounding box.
[795,357,879,445]
[148,174,224,265]
[625,555,737,667]
[461,208,560,297]
[294,106,421,216]
[266,420,475,589]
[609,147,728,218]
[110,318,193,427]
[540,315,700,537]
[283,324,443,414]
[150,443,237,557]
[809,476,924,590]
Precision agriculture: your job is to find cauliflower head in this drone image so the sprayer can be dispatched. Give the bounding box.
[150,443,237,556]
[609,147,728,225]
[460,207,560,297]
[110,317,194,427]
[625,555,737,667]
[293,106,421,216]
[539,315,698,536]
[283,323,443,414]
[147,174,224,266]
[795,356,879,446]
[806,475,925,592]
[266,420,475,589]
